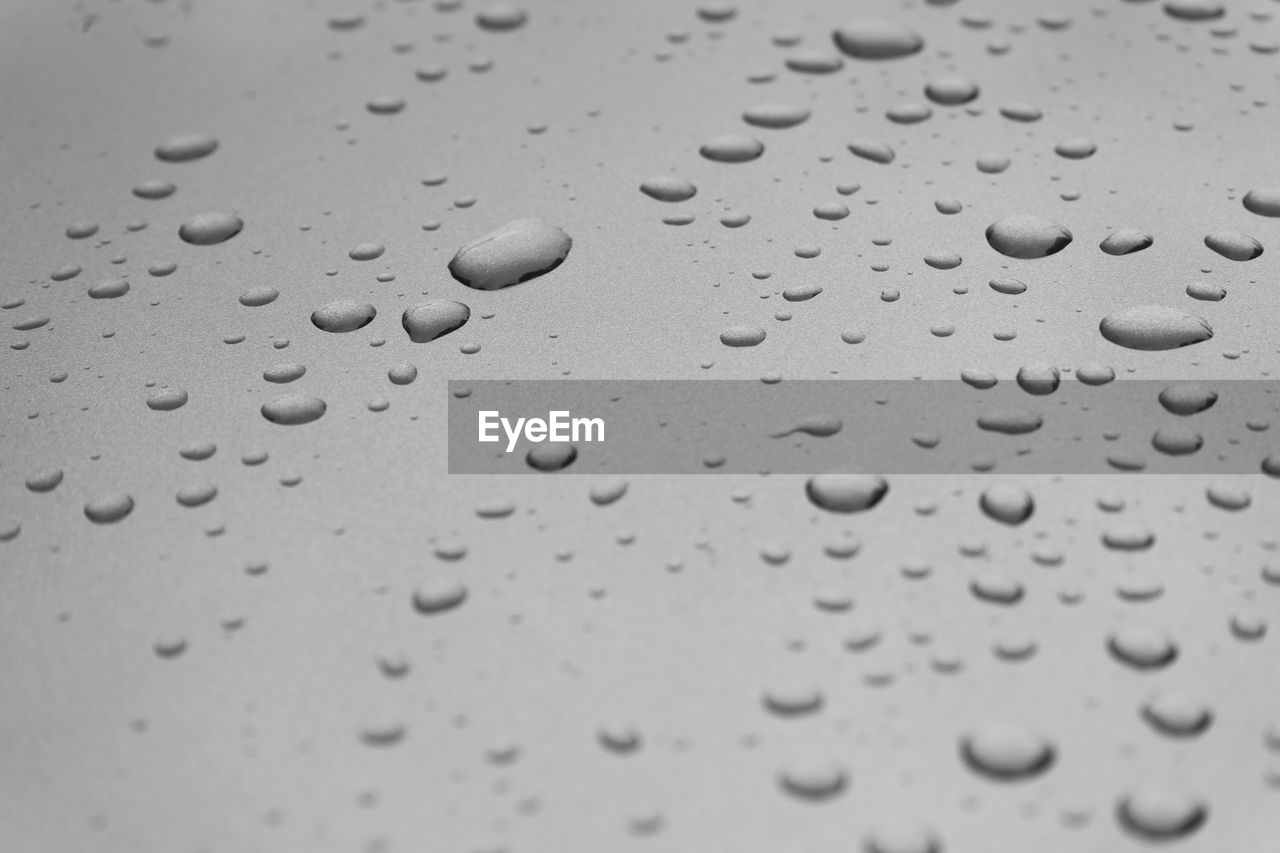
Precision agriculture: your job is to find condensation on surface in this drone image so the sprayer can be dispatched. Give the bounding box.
[1,0,1279,851]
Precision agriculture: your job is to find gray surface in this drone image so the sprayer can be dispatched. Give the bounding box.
[1,0,1279,850]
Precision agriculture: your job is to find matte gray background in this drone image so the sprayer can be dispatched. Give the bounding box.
[1,0,1278,850]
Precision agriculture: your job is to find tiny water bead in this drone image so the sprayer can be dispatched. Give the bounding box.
[1099,306,1212,350]
[178,212,243,245]
[985,215,1072,259]
[403,300,470,342]
[311,300,375,333]
[448,218,572,290]
[133,179,176,200]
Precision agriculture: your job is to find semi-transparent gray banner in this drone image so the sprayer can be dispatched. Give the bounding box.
[447,380,1280,475]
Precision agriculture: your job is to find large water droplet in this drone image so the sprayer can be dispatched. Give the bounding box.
[639,176,697,202]
[154,133,218,163]
[1099,306,1212,350]
[1204,230,1262,261]
[985,215,1072,259]
[448,219,572,290]
[1116,786,1208,840]
[261,394,327,425]
[699,134,764,163]
[979,484,1034,524]
[84,492,134,524]
[311,300,376,333]
[959,725,1056,780]
[806,474,889,513]
[832,19,924,59]
[178,212,243,245]
[403,300,470,342]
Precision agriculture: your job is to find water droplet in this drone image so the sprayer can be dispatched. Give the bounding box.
[863,822,942,853]
[742,103,810,128]
[1243,188,1280,217]
[959,725,1056,780]
[924,75,979,105]
[1016,363,1060,395]
[778,757,848,800]
[411,579,468,614]
[699,134,764,163]
[261,394,326,425]
[402,300,470,342]
[979,484,1034,524]
[847,138,896,164]
[178,212,243,245]
[989,277,1026,295]
[146,387,188,411]
[348,242,385,261]
[1162,0,1224,22]
[1141,692,1213,737]
[1099,306,1212,350]
[639,176,696,202]
[985,215,1073,259]
[475,3,527,31]
[239,287,279,307]
[1107,626,1177,669]
[1054,138,1097,159]
[263,363,306,383]
[388,363,418,385]
[88,278,129,299]
[448,218,572,290]
[1204,230,1262,261]
[1100,229,1153,255]
[719,324,766,347]
[154,133,218,163]
[1116,786,1208,840]
[133,179,176,200]
[25,469,63,492]
[84,492,134,524]
[527,443,577,471]
[311,300,375,333]
[806,474,889,513]
[832,19,924,59]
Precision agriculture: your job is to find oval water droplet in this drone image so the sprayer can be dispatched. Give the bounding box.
[261,394,327,425]
[178,212,243,245]
[448,218,572,290]
[806,474,889,513]
[985,215,1073,259]
[311,300,375,333]
[1099,306,1212,350]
